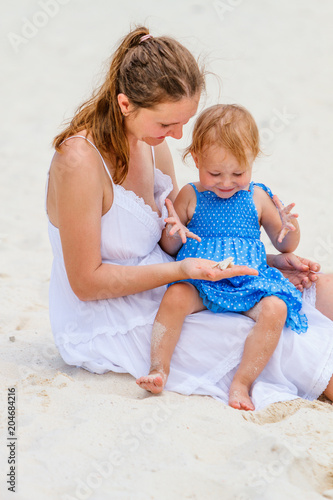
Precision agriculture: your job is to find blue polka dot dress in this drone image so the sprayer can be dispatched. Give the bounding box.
[174,182,308,334]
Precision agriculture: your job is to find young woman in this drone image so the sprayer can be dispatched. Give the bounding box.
[46,26,333,410]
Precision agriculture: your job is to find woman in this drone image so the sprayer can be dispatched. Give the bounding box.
[46,26,333,410]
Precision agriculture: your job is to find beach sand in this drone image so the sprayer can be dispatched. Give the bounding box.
[1,1,333,499]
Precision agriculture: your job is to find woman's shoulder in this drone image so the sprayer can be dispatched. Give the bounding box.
[51,133,104,178]
[47,133,109,228]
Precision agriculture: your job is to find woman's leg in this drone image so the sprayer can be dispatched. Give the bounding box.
[136,283,205,393]
[229,296,287,411]
[312,274,333,401]
[314,273,333,321]
[324,375,333,401]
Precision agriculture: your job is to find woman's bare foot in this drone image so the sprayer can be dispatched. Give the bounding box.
[136,370,167,394]
[229,380,255,411]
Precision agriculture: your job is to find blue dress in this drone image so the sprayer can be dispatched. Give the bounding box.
[175,182,308,334]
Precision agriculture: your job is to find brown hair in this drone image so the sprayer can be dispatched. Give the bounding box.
[53,26,205,184]
[184,104,261,167]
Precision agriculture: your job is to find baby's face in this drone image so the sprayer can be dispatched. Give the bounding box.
[192,145,253,199]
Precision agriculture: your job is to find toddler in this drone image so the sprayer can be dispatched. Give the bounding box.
[137,104,307,410]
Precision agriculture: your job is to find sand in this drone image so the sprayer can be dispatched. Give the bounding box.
[1,0,333,499]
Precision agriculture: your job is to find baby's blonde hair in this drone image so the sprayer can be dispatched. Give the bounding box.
[184,104,261,167]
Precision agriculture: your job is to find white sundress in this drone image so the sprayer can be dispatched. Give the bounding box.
[47,136,333,410]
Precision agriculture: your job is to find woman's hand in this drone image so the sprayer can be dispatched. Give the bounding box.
[272,195,299,243]
[180,258,258,282]
[269,253,320,291]
[164,198,201,244]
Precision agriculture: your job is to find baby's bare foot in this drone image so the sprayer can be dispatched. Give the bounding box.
[229,381,255,411]
[136,370,167,394]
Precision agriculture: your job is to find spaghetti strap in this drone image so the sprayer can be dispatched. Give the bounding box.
[46,135,114,216]
[248,181,255,196]
[60,135,114,184]
[189,182,199,195]
[252,182,274,200]
[151,146,155,168]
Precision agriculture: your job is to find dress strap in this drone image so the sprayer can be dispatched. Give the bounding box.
[151,146,156,168]
[189,182,199,195]
[60,135,114,184]
[252,182,274,200]
[248,181,255,195]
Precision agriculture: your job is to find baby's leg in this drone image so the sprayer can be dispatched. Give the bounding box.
[229,296,287,411]
[136,283,205,393]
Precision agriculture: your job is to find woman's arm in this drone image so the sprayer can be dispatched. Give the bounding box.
[51,142,256,301]
[267,253,319,291]
[268,253,333,320]
[51,144,184,300]
[154,140,179,202]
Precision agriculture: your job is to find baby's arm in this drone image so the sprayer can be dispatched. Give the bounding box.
[254,186,300,253]
[160,184,199,256]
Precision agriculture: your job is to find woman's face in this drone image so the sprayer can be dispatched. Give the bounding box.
[119,94,200,146]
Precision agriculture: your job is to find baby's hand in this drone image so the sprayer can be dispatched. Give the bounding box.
[164,198,201,244]
[273,195,299,243]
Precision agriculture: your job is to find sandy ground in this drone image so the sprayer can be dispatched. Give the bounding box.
[1,1,333,499]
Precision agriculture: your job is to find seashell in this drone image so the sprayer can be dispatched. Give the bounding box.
[212,256,234,270]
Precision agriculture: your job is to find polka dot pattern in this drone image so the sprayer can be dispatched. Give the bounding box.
[173,182,308,334]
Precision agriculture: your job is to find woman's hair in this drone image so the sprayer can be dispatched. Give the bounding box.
[184,104,261,167]
[53,26,205,184]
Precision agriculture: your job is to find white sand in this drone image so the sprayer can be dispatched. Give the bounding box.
[1,1,333,499]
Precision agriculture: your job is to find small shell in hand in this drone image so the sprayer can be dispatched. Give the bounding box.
[212,257,234,270]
